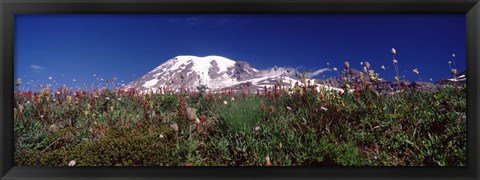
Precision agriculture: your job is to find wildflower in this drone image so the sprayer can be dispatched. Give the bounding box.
[265,156,272,166]
[40,115,44,118]
[105,97,110,101]
[195,118,200,124]
[393,59,398,64]
[381,65,385,71]
[159,134,164,138]
[73,79,76,82]
[49,76,52,80]
[170,123,179,132]
[18,105,24,113]
[231,97,235,101]
[186,107,198,121]
[117,98,121,101]
[286,106,292,111]
[333,67,338,71]
[223,100,228,105]
[345,84,350,89]
[261,104,265,112]
[448,61,452,64]
[344,61,350,69]
[255,126,260,131]
[68,160,76,166]
[185,163,193,166]
[452,53,456,58]
[429,78,433,82]
[269,105,274,113]
[321,106,328,111]
[391,48,396,55]
[200,115,205,124]
[412,69,420,75]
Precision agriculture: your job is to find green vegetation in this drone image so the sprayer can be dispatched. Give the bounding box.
[14,83,466,166]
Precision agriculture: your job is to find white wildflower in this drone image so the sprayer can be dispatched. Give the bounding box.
[333,67,338,71]
[231,97,235,101]
[391,48,396,55]
[452,53,456,58]
[223,100,228,105]
[381,65,385,71]
[68,160,76,166]
[321,106,328,111]
[393,59,398,64]
[159,134,164,138]
[255,126,260,131]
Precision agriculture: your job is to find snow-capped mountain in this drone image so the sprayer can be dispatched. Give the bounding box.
[125,55,343,93]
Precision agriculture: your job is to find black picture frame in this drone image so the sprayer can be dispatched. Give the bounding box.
[1,0,479,180]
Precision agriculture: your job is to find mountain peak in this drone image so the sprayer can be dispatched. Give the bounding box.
[127,55,261,92]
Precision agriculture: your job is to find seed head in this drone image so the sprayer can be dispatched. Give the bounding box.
[15,79,21,86]
[391,48,397,55]
[393,59,398,64]
[394,76,400,82]
[170,123,179,132]
[381,65,385,71]
[412,69,420,75]
[344,61,350,69]
[364,61,370,69]
[452,53,456,58]
[186,107,198,121]
[451,69,457,76]
[333,67,338,71]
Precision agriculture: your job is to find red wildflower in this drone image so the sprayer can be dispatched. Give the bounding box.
[354,83,360,98]
[136,122,142,128]
[261,104,266,112]
[200,115,205,124]
[269,105,274,113]
[209,93,214,101]
[185,163,193,166]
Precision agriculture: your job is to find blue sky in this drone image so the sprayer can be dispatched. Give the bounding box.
[15,14,466,90]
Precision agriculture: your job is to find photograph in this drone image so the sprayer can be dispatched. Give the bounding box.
[13,14,466,166]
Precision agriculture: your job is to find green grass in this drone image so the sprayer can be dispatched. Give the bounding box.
[14,86,466,166]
